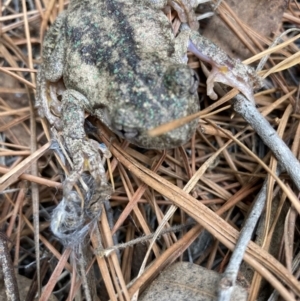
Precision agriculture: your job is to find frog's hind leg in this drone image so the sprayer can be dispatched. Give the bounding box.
[36,68,61,127]
[35,12,67,127]
[42,11,67,80]
[60,89,109,199]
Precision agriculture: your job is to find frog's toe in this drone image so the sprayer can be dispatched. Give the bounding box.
[86,152,106,183]
[113,123,139,140]
[37,105,62,127]
[84,182,112,219]
[64,137,108,193]
[207,67,255,103]
[85,139,108,181]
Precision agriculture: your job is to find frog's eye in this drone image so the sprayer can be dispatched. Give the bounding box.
[189,70,199,94]
[164,65,198,95]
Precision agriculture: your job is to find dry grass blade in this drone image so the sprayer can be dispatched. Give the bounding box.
[0,142,50,191]
[39,248,72,301]
[0,166,62,188]
[244,32,300,64]
[91,228,118,301]
[0,67,35,89]
[148,93,237,137]
[263,51,300,78]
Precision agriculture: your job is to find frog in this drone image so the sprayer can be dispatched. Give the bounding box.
[36,0,262,199]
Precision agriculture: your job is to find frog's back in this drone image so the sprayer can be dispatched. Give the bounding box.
[66,0,174,60]
[63,0,177,106]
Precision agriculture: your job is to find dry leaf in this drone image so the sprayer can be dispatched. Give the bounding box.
[0,273,57,301]
[203,0,288,60]
[140,262,247,301]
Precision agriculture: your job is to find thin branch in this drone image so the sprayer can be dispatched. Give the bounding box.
[232,94,300,190]
[218,168,281,300]
[0,232,20,301]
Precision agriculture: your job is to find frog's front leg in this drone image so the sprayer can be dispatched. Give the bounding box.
[61,90,108,199]
[175,25,263,103]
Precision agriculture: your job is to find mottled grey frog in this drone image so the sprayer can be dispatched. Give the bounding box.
[36,0,261,197]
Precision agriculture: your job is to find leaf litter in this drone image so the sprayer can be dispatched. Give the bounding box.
[0,0,300,300]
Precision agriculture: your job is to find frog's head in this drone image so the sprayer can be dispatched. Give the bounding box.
[107,64,200,149]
